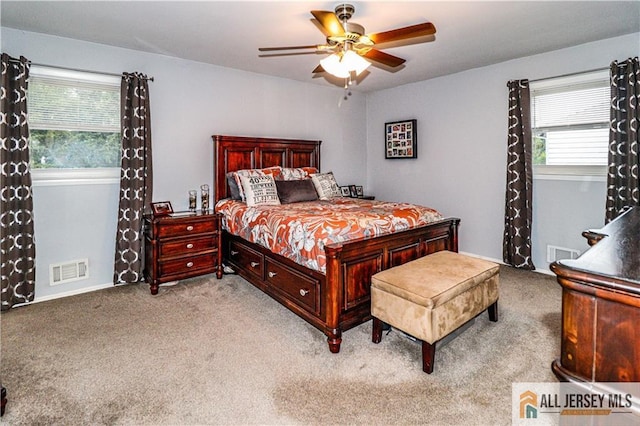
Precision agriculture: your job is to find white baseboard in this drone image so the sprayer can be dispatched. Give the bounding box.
[531,268,555,276]
[15,252,554,308]
[458,251,555,276]
[458,251,504,265]
[30,282,120,305]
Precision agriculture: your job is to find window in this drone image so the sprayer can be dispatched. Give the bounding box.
[530,70,609,177]
[28,66,121,183]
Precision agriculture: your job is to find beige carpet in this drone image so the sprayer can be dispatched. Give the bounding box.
[0,265,561,425]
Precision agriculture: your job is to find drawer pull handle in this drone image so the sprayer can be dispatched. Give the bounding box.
[186,225,194,231]
[186,243,194,249]
[250,261,259,268]
[230,250,239,256]
[186,261,194,268]
[299,289,309,296]
[268,271,277,278]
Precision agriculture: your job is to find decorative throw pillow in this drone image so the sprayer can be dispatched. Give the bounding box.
[281,167,319,180]
[226,172,241,200]
[232,166,282,201]
[310,172,342,200]
[275,179,319,204]
[239,174,281,207]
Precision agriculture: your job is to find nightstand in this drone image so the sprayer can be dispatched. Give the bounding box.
[143,210,222,295]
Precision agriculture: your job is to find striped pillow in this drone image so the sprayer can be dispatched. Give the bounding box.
[232,166,282,201]
[240,174,281,207]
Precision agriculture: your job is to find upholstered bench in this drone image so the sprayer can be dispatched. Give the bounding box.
[371,250,499,374]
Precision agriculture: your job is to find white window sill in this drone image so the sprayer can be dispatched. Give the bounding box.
[534,174,606,182]
[533,165,606,182]
[31,168,120,186]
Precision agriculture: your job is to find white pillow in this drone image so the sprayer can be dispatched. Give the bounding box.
[239,174,281,207]
[310,172,342,200]
[232,166,282,201]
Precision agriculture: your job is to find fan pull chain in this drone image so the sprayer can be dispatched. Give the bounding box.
[343,74,353,100]
[342,9,352,101]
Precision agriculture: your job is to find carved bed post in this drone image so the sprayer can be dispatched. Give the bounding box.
[324,244,343,353]
[450,220,459,252]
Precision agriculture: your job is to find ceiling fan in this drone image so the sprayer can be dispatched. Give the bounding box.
[258,3,436,82]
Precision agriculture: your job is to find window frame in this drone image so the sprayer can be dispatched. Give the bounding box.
[530,69,609,180]
[28,65,121,185]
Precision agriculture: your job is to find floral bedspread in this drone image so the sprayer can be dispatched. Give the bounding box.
[215,198,444,274]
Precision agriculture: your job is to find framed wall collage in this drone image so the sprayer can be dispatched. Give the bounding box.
[385,119,417,159]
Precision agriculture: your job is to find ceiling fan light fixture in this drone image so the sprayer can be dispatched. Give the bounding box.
[320,50,370,79]
[320,53,350,78]
[342,50,370,75]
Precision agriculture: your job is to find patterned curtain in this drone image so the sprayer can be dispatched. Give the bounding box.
[1,54,35,310]
[606,57,640,223]
[503,79,535,270]
[113,73,153,284]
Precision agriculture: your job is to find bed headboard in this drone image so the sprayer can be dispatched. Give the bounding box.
[212,135,322,202]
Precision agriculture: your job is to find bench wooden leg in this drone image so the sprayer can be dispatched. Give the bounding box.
[422,341,436,374]
[372,317,383,344]
[488,300,499,322]
[1,385,6,416]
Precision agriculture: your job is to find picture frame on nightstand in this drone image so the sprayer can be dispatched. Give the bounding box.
[151,201,173,216]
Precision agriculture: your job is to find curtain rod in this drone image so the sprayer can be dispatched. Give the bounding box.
[529,61,627,83]
[7,57,154,81]
[528,66,608,84]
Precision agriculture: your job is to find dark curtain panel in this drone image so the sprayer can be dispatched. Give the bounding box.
[113,72,153,284]
[606,57,640,223]
[503,79,535,270]
[1,54,35,310]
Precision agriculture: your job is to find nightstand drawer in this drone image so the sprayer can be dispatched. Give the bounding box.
[156,220,218,238]
[159,253,217,277]
[159,235,218,258]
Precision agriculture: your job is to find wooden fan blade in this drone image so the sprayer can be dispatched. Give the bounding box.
[362,49,406,67]
[259,45,319,52]
[310,10,345,37]
[259,52,323,58]
[368,22,436,45]
[312,64,324,74]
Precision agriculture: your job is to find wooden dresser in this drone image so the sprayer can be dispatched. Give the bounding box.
[143,211,222,295]
[551,206,640,383]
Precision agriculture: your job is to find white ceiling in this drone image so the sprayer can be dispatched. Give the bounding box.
[2,1,639,92]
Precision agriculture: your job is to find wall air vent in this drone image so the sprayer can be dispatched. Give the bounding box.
[546,245,581,263]
[50,259,89,286]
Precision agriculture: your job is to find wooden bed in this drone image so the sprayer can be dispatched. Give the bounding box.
[213,134,460,353]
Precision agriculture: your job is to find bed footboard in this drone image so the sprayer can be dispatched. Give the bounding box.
[323,217,459,352]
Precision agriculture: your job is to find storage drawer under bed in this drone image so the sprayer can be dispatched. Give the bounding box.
[228,239,264,279]
[265,258,320,314]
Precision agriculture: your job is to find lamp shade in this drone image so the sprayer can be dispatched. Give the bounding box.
[342,50,371,75]
[320,51,371,78]
[320,53,350,78]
